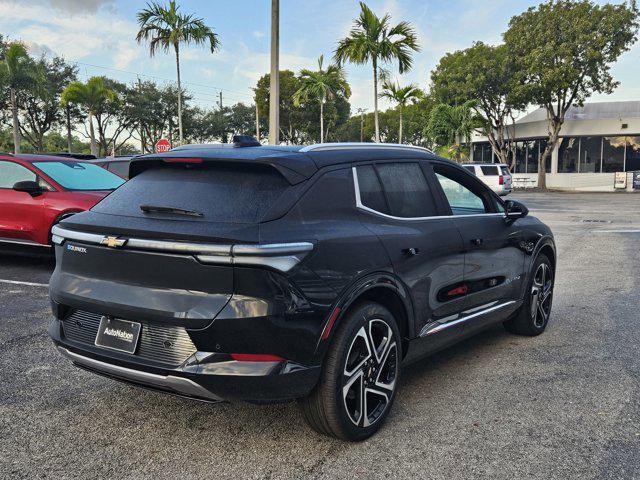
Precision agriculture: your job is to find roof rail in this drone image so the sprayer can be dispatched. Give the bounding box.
[300,142,433,154]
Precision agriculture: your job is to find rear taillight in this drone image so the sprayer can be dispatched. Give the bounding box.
[230,353,285,362]
[499,175,504,185]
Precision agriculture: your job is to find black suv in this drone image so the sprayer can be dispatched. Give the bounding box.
[49,141,555,441]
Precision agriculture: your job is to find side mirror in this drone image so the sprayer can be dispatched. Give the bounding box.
[504,199,528,221]
[13,180,44,197]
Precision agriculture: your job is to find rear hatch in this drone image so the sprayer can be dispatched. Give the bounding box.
[499,165,512,189]
[50,162,296,329]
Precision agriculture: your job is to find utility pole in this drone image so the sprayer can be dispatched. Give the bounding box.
[138,77,145,154]
[357,108,367,142]
[269,0,280,145]
[65,105,72,153]
[218,91,223,110]
[255,101,260,140]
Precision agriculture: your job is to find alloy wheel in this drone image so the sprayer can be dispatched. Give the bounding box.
[530,262,553,328]
[342,318,398,428]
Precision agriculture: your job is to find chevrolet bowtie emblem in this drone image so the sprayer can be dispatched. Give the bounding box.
[101,236,127,248]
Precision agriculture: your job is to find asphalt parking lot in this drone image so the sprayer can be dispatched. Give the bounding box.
[1,191,639,480]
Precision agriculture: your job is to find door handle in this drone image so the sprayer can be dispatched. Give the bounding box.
[402,247,420,256]
[470,238,484,246]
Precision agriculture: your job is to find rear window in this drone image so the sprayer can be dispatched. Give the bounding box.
[33,161,124,190]
[500,166,510,175]
[480,166,499,175]
[92,164,289,223]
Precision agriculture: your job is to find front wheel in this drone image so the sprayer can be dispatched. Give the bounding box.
[504,253,554,336]
[299,302,401,441]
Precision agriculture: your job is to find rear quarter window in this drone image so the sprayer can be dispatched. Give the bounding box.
[463,166,476,175]
[92,163,290,223]
[480,166,499,175]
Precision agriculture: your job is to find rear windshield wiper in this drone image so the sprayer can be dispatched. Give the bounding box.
[140,204,203,217]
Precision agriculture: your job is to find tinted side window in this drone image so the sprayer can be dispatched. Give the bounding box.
[463,166,476,175]
[0,161,36,188]
[376,163,437,218]
[355,165,389,214]
[434,170,488,215]
[480,166,499,175]
[108,161,130,179]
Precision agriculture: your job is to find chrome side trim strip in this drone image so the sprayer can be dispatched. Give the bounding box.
[301,142,434,154]
[352,167,505,222]
[57,346,222,402]
[0,237,51,247]
[420,301,516,337]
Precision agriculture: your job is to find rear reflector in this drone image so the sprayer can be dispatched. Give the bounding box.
[447,285,468,297]
[499,175,504,185]
[320,307,342,340]
[163,157,203,163]
[230,353,285,362]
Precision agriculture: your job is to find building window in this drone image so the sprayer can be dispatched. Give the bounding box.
[625,136,640,171]
[559,137,579,173]
[580,137,601,173]
[472,142,494,163]
[602,136,626,172]
[514,141,526,172]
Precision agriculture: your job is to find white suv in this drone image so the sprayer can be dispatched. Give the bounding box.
[462,163,512,196]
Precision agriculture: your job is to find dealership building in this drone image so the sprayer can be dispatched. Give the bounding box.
[470,101,640,191]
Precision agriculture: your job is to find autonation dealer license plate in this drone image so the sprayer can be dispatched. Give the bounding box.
[95,316,141,354]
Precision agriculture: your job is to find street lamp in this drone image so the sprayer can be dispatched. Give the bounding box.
[357,108,368,142]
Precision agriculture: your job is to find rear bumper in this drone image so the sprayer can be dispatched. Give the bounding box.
[49,318,321,404]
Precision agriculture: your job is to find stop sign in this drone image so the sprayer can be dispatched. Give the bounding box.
[155,138,171,153]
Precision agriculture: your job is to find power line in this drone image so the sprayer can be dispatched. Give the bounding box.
[72,60,253,98]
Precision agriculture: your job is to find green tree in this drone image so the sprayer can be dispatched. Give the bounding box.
[255,70,303,143]
[430,42,524,168]
[61,76,116,156]
[293,55,351,142]
[426,102,476,161]
[335,1,419,143]
[136,0,219,144]
[0,42,34,153]
[19,56,77,152]
[504,0,639,188]
[378,80,422,144]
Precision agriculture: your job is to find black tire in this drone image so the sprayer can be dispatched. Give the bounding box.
[299,301,401,441]
[504,253,554,336]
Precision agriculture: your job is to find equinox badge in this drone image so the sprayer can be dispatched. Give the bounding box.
[101,236,127,248]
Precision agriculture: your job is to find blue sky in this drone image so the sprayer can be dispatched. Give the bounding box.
[1,0,638,113]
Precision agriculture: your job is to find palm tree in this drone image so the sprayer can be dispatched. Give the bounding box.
[61,77,116,156]
[379,80,422,143]
[293,55,351,142]
[136,0,219,144]
[0,43,33,153]
[426,101,477,162]
[334,1,419,143]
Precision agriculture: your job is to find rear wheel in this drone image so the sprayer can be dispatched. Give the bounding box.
[299,302,400,441]
[504,254,554,336]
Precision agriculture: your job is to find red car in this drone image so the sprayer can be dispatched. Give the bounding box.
[0,154,124,247]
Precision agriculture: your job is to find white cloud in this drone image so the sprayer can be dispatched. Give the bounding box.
[252,30,265,39]
[0,1,138,68]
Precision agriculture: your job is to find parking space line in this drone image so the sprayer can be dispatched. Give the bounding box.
[593,229,640,233]
[0,278,49,288]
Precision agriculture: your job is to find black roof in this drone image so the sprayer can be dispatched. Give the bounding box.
[129,144,443,184]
